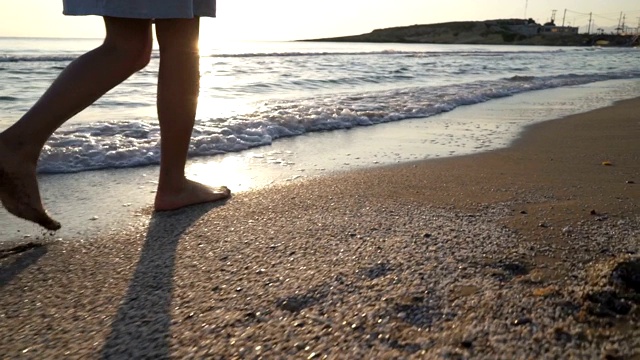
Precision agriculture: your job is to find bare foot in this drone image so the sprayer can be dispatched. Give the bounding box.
[0,142,61,230]
[154,179,231,212]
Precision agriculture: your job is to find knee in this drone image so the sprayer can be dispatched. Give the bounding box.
[102,34,152,74]
[158,39,199,58]
[132,36,152,71]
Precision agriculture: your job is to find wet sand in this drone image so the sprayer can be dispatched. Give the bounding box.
[0,97,639,358]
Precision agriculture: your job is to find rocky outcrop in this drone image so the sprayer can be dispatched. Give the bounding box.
[301,19,623,46]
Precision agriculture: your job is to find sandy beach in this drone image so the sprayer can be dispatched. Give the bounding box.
[1,97,639,358]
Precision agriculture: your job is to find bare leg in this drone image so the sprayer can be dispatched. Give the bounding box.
[0,18,152,229]
[153,18,230,211]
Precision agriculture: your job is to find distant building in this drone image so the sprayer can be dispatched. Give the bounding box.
[487,19,540,37]
[539,21,579,35]
[506,24,540,36]
[490,19,579,37]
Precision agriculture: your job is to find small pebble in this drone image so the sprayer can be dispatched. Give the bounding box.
[512,318,532,326]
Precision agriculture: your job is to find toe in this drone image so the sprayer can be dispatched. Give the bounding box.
[40,215,61,231]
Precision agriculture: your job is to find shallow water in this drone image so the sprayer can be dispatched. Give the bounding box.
[1,78,638,242]
[1,38,639,173]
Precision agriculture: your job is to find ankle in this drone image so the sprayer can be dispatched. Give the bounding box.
[157,175,188,194]
[0,134,39,165]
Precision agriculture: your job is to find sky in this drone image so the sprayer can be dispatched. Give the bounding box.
[0,0,638,41]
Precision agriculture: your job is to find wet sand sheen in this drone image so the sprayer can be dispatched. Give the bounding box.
[3,79,639,241]
[0,97,638,358]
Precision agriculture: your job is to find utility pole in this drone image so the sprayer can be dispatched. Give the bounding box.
[562,9,567,27]
[524,0,528,19]
[551,10,557,24]
[617,12,623,34]
[621,14,626,34]
[587,12,593,34]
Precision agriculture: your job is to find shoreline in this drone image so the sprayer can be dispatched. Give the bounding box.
[1,79,639,243]
[0,95,638,357]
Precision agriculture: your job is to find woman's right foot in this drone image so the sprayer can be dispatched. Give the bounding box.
[0,141,60,230]
[154,179,231,212]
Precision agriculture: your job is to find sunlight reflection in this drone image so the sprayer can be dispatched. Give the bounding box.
[187,155,256,192]
[196,58,255,120]
[186,152,293,193]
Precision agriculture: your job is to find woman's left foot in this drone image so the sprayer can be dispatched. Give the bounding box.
[0,141,61,230]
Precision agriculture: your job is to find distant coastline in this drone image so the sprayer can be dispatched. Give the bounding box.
[301,19,640,47]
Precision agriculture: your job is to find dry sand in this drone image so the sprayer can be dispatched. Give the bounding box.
[1,98,639,359]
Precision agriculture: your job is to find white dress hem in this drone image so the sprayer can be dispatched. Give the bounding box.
[62,0,216,19]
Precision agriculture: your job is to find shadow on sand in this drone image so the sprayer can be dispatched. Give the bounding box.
[0,243,48,288]
[101,202,222,358]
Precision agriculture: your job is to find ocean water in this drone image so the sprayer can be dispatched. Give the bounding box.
[1,37,639,174]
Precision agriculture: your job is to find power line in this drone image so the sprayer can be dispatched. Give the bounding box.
[594,9,640,17]
[566,9,591,16]
[538,7,640,34]
[561,8,640,24]
[592,14,622,22]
